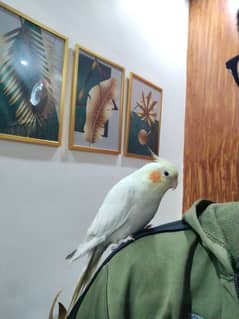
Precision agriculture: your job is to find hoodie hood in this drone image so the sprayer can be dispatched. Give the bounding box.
[183,199,239,276]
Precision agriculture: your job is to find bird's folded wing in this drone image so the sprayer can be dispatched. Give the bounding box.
[87,179,135,238]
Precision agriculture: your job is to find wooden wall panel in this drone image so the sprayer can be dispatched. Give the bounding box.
[183,0,239,211]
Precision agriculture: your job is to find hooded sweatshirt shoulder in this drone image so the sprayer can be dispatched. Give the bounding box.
[184,200,239,275]
[67,200,239,319]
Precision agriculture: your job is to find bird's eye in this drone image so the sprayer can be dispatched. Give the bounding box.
[163,171,169,177]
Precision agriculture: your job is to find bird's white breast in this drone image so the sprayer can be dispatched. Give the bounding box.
[108,182,162,242]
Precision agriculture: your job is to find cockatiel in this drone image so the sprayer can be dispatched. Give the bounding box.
[67,155,178,306]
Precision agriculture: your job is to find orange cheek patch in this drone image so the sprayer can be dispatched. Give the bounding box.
[149,170,161,183]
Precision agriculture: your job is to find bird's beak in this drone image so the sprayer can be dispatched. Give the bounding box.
[171,178,178,190]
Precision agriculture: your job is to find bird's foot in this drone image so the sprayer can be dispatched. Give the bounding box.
[127,235,135,241]
[144,224,153,230]
[110,236,135,252]
[110,243,119,252]
[118,236,135,244]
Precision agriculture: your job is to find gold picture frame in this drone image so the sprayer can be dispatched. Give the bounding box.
[124,72,163,160]
[69,44,125,155]
[0,2,68,146]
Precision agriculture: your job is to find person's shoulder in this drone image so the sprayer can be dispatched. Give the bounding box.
[103,219,191,265]
[133,219,189,239]
[68,220,192,317]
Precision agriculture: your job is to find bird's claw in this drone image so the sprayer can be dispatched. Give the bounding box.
[144,224,153,230]
[110,244,119,252]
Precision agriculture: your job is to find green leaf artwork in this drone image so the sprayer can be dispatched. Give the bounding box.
[0,4,67,144]
[125,73,163,159]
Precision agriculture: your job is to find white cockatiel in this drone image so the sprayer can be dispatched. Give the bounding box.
[67,155,178,305]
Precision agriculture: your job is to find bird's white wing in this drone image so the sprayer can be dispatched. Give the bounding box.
[87,178,135,239]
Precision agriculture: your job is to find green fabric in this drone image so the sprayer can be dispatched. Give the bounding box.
[67,200,239,319]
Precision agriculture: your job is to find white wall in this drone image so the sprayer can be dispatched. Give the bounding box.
[0,1,189,318]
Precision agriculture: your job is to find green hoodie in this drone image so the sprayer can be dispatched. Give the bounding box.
[67,200,239,319]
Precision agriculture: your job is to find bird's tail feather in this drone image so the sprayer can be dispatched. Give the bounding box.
[66,235,105,262]
[68,245,105,309]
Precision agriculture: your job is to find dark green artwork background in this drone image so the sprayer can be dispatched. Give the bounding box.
[0,15,61,141]
[127,111,159,156]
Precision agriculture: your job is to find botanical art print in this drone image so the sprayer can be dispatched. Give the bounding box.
[125,73,163,159]
[0,3,68,145]
[70,45,125,154]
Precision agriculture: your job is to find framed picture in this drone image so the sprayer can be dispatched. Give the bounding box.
[69,45,125,154]
[0,2,68,146]
[124,72,163,160]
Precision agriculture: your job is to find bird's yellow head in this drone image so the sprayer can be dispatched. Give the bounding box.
[146,149,178,189]
[135,157,178,193]
[147,159,178,189]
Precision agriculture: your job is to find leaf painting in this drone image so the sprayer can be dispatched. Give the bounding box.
[70,46,124,154]
[0,5,67,144]
[84,77,118,144]
[125,73,163,159]
[135,90,158,126]
[74,53,112,134]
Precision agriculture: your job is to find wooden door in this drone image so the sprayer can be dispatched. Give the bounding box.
[183,0,239,211]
